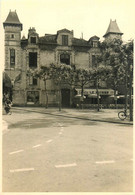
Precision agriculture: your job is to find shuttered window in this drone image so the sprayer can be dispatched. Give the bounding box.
[10,49,15,67]
[29,52,37,68]
[62,35,68,46]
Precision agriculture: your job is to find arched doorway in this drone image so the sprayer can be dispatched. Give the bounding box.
[61,88,70,107]
[27,91,39,106]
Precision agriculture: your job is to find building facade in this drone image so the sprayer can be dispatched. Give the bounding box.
[3,11,123,107]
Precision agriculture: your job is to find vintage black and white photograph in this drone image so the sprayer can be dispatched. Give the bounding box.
[0,0,134,193]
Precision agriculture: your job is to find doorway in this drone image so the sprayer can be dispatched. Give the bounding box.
[61,89,70,107]
[27,91,39,105]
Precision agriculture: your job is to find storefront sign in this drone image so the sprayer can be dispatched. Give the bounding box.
[76,89,114,96]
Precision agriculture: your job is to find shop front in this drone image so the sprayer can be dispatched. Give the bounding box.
[74,88,114,107]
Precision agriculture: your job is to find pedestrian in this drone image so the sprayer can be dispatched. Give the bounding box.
[4,98,12,115]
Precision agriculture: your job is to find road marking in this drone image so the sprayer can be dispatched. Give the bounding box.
[46,139,53,143]
[32,144,41,148]
[9,150,24,155]
[95,160,115,164]
[55,163,77,168]
[10,168,35,173]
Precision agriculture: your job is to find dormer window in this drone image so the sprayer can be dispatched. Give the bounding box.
[62,35,68,46]
[89,36,99,48]
[93,41,98,48]
[30,37,36,44]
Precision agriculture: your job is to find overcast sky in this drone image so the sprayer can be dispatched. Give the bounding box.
[0,0,135,69]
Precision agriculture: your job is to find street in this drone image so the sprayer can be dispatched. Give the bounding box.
[2,108,133,192]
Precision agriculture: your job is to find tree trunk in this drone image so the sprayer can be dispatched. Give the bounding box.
[114,89,117,109]
[71,85,74,108]
[44,80,48,109]
[58,80,61,111]
[81,82,84,109]
[124,72,128,113]
[96,78,100,112]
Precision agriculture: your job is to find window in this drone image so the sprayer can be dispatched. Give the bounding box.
[62,35,68,46]
[11,34,14,38]
[60,53,70,65]
[29,52,37,68]
[33,78,37,85]
[30,37,36,44]
[10,49,15,67]
[29,76,37,86]
[93,41,98,47]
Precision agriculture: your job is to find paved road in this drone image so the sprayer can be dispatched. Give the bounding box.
[2,108,133,192]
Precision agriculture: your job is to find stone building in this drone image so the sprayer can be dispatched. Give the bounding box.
[3,11,123,107]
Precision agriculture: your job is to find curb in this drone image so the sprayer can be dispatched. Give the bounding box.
[11,107,133,125]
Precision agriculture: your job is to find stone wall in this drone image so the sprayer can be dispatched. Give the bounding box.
[4,25,22,69]
[75,52,89,69]
[40,50,55,66]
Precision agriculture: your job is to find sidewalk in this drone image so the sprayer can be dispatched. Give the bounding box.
[11,107,133,125]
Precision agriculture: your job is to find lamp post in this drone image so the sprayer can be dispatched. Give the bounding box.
[124,57,128,114]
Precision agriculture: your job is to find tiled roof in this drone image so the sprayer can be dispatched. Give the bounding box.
[57,29,73,34]
[21,39,28,48]
[3,10,22,30]
[89,36,100,41]
[39,34,57,44]
[103,20,123,37]
[72,38,89,46]
[4,11,21,24]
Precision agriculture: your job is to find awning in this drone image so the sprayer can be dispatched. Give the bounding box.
[118,95,133,99]
[75,88,114,96]
[109,95,133,99]
[88,94,101,98]
[74,94,86,98]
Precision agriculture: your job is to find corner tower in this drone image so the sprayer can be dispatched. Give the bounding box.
[103,19,123,41]
[3,10,23,69]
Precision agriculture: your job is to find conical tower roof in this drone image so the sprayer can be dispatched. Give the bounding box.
[103,19,123,37]
[3,10,22,30]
